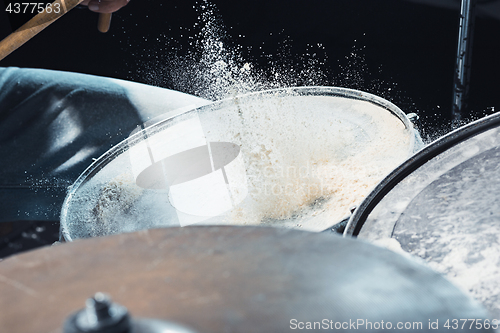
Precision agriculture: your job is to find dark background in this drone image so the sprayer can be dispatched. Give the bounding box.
[1,0,500,140]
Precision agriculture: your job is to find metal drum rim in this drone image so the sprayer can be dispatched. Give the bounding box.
[344,111,500,237]
[59,86,414,242]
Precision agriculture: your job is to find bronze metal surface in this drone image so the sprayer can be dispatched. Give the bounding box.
[0,226,491,332]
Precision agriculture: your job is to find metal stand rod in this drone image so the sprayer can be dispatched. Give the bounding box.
[452,0,477,125]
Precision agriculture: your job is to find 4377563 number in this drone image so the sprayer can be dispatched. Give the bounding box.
[444,319,499,330]
[5,2,61,14]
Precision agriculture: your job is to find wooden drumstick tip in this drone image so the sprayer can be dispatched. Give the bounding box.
[98,13,112,33]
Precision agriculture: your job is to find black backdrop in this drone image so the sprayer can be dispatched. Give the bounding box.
[1,0,500,139]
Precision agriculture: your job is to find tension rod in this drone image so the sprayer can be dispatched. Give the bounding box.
[451,0,477,125]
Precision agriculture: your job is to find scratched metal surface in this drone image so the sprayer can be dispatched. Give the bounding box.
[0,226,492,333]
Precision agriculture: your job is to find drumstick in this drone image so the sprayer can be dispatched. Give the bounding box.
[0,0,84,61]
[98,13,112,33]
[0,0,111,61]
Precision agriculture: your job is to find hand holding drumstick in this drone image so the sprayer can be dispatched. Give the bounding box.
[0,0,130,61]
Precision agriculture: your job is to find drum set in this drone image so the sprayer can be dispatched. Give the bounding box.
[0,87,498,332]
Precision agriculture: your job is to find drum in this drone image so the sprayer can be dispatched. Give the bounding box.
[0,226,493,332]
[60,86,420,241]
[345,111,500,318]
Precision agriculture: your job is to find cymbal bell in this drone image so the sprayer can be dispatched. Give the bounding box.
[0,226,491,332]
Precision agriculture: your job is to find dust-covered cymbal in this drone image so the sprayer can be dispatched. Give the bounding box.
[0,226,492,332]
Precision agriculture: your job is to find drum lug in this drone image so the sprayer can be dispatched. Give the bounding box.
[325,206,356,234]
[406,112,419,124]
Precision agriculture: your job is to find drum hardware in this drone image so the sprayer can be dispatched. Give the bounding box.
[64,293,130,333]
[323,206,356,234]
[406,112,420,129]
[64,293,197,333]
[452,0,477,124]
[406,112,419,123]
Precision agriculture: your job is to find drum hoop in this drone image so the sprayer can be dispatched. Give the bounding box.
[59,86,413,242]
[343,111,500,237]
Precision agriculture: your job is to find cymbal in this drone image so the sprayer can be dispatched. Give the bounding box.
[0,226,491,332]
